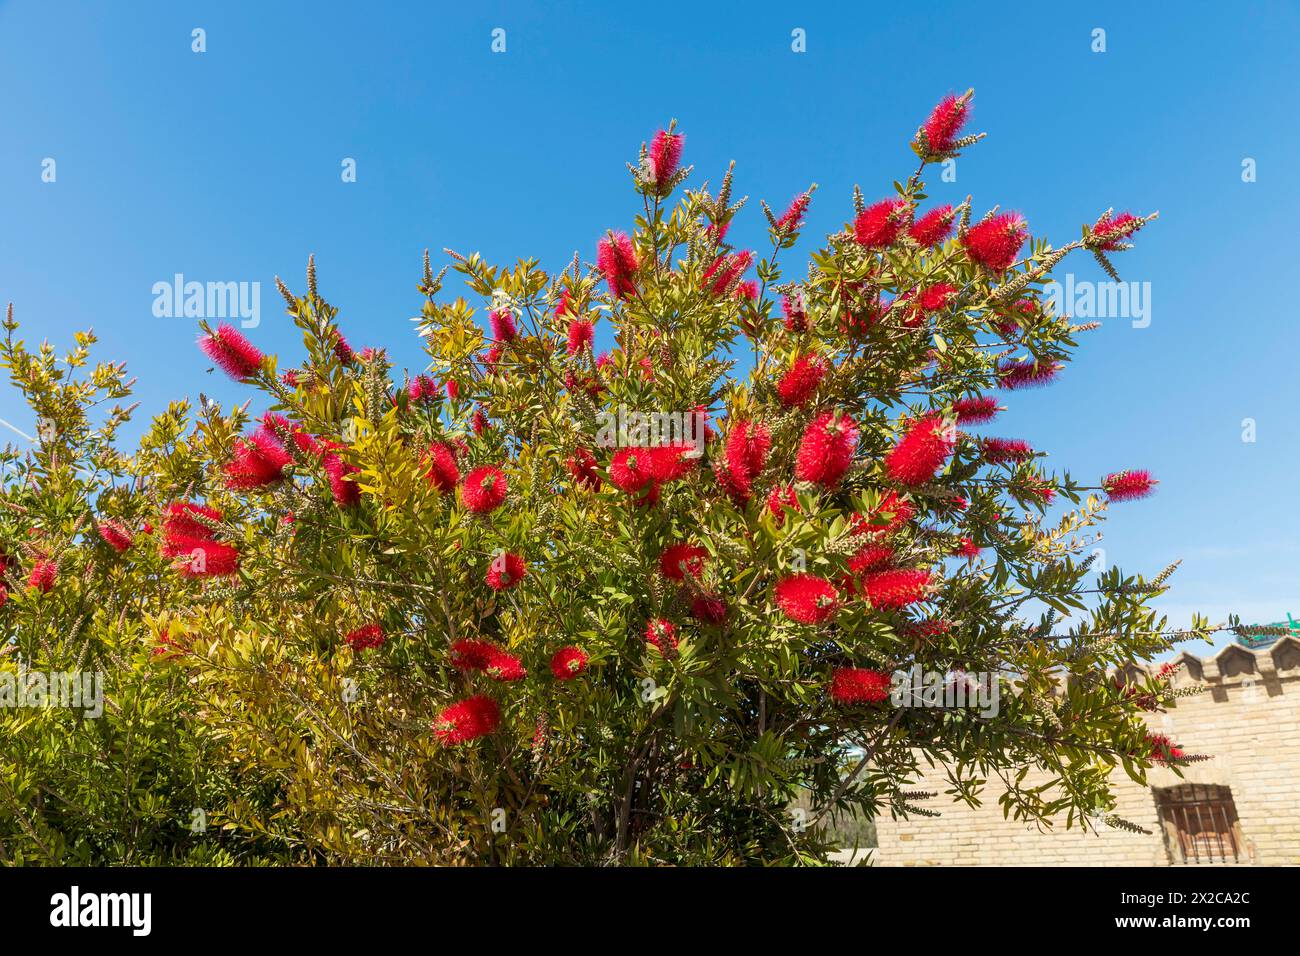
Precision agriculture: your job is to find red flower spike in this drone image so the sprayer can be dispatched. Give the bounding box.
[567,318,594,356]
[689,595,728,625]
[225,430,292,490]
[659,543,707,581]
[920,93,970,155]
[462,465,507,513]
[648,129,684,187]
[963,213,1028,272]
[831,667,892,704]
[774,574,840,624]
[345,623,385,652]
[199,323,263,381]
[597,231,639,300]
[434,695,501,746]
[854,199,913,249]
[423,443,461,493]
[909,205,955,247]
[97,520,134,553]
[885,414,955,487]
[776,354,827,408]
[551,646,588,680]
[644,618,679,657]
[486,552,527,591]
[795,411,858,488]
[1102,470,1157,502]
[982,437,1034,464]
[860,568,931,609]
[997,359,1061,391]
[952,395,999,424]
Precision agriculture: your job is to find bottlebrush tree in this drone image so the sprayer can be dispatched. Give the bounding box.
[1,91,1220,865]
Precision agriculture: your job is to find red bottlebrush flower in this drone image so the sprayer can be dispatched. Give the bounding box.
[782,293,808,333]
[982,437,1034,464]
[963,213,1028,272]
[0,583,9,607]
[909,205,956,247]
[648,128,684,187]
[776,191,812,233]
[551,646,588,680]
[851,491,916,540]
[1020,477,1057,505]
[482,343,504,374]
[566,317,594,356]
[462,465,507,513]
[997,359,1061,391]
[713,458,752,506]
[702,250,754,295]
[449,638,499,672]
[486,552,527,591]
[689,594,728,625]
[324,451,361,507]
[952,395,999,424]
[554,288,573,317]
[486,649,527,682]
[954,537,981,561]
[766,483,801,525]
[795,411,858,488]
[566,446,602,489]
[776,353,826,408]
[1145,733,1186,766]
[646,443,698,482]
[830,667,892,704]
[162,502,223,542]
[446,379,460,400]
[472,407,491,434]
[408,374,440,403]
[775,574,839,624]
[423,443,461,493]
[97,520,134,553]
[332,331,355,364]
[919,93,970,155]
[903,618,953,642]
[609,447,653,493]
[489,310,517,343]
[225,430,292,490]
[345,623,385,652]
[434,695,500,746]
[860,568,931,609]
[199,323,263,380]
[849,544,895,576]
[885,414,955,487]
[281,369,300,387]
[597,231,639,300]
[854,199,912,249]
[1102,470,1157,502]
[28,559,57,593]
[173,538,240,577]
[660,542,707,581]
[644,618,679,657]
[918,283,958,313]
[726,421,771,484]
[1092,211,1143,251]
[733,280,759,303]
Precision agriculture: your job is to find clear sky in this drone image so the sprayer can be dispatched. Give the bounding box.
[2,1,1297,653]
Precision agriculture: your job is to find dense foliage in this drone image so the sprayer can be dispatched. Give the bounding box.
[0,92,1214,865]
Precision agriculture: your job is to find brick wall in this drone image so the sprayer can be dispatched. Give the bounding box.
[873,637,1300,866]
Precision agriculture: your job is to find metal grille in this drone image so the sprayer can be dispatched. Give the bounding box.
[1154,784,1242,864]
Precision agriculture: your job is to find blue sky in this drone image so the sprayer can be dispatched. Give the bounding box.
[2,1,1297,651]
